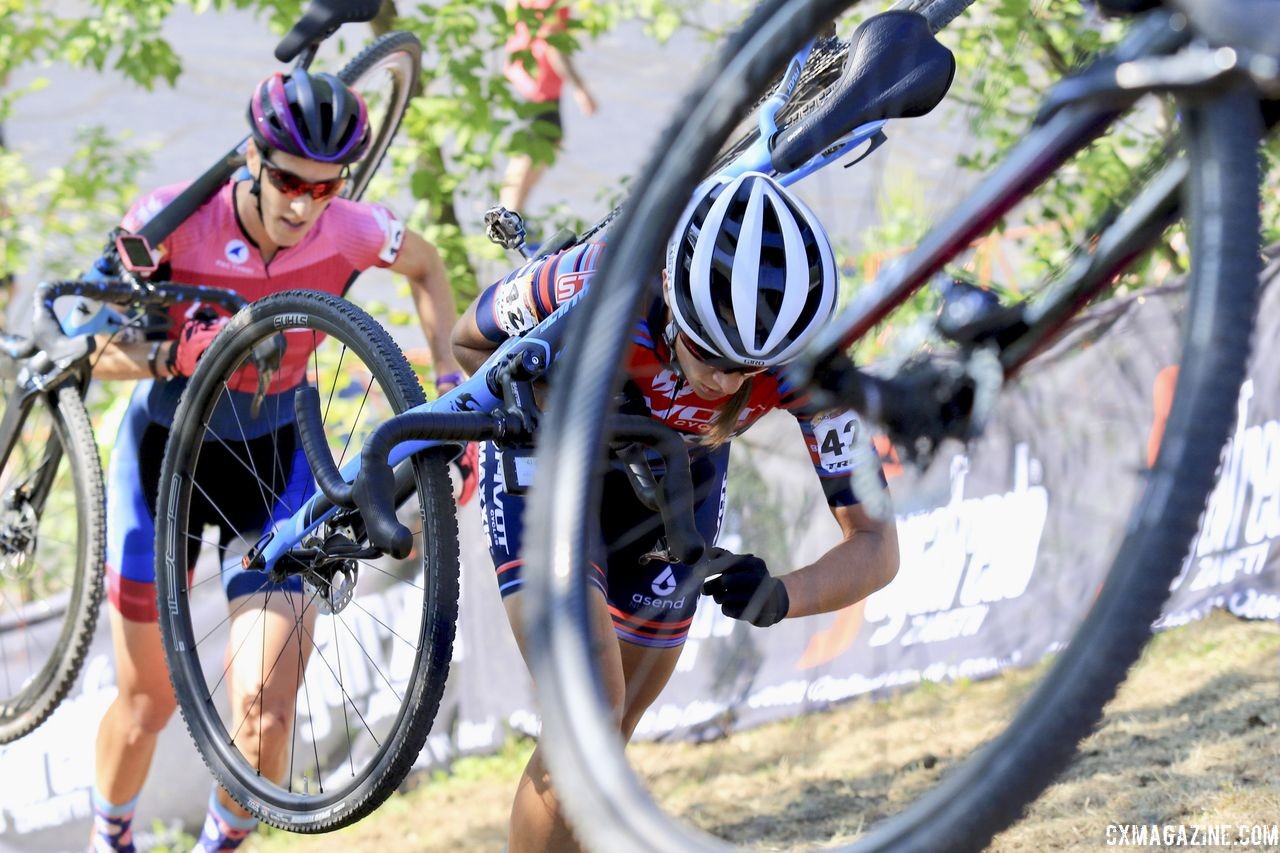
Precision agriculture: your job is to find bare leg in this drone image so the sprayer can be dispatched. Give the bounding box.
[216,591,316,818]
[94,609,178,803]
[503,589,682,853]
[500,153,549,214]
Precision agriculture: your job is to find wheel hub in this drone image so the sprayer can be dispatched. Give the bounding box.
[0,490,39,579]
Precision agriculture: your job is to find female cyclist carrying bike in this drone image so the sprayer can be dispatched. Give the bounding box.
[452,171,901,853]
[88,71,465,853]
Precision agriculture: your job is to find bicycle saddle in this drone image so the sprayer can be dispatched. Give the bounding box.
[771,11,955,173]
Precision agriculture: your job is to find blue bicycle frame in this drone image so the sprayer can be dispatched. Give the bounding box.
[716,37,889,187]
[256,287,588,570]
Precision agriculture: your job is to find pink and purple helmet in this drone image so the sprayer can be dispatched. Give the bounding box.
[247,70,370,165]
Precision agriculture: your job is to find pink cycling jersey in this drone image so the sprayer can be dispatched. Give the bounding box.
[504,0,572,103]
[122,179,406,393]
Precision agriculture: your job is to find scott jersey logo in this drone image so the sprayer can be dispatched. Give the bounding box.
[554,271,592,303]
[651,566,677,597]
[372,206,405,264]
[225,240,249,264]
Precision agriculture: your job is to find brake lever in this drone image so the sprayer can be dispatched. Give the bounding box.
[249,333,286,419]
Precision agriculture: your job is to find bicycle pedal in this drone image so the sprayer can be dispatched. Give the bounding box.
[483,205,528,251]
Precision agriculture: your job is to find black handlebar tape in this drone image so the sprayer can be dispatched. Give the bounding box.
[609,415,706,566]
[350,410,502,558]
[275,0,384,63]
[295,386,358,510]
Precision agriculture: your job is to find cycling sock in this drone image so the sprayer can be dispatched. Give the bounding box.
[89,788,138,853]
[192,788,258,852]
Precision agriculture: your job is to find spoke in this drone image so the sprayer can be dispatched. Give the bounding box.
[208,598,270,697]
[188,478,259,562]
[202,430,291,516]
[336,379,373,470]
[332,607,405,704]
[226,588,305,749]
[336,620,356,778]
[354,559,425,594]
[322,344,349,425]
[195,589,265,654]
[289,587,324,794]
[218,384,278,525]
[286,585,318,793]
[347,598,420,653]
[294,612,385,753]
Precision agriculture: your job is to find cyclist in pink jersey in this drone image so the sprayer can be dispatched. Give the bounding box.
[500,0,599,215]
[86,71,466,853]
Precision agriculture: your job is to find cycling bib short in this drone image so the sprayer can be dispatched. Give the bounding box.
[106,385,314,623]
[480,441,730,648]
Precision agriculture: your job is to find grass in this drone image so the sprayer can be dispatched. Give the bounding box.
[244,611,1280,852]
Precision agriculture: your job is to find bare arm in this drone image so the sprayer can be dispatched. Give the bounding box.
[387,229,465,384]
[90,337,174,381]
[451,297,500,376]
[544,44,597,113]
[779,502,900,617]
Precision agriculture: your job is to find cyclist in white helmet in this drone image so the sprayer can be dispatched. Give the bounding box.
[453,171,900,853]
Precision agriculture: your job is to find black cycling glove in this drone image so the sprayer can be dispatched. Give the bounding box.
[700,547,790,628]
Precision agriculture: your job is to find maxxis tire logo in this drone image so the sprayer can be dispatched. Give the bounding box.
[273,314,310,329]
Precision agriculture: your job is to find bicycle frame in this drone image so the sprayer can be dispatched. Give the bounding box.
[253,286,585,570]
[718,37,889,186]
[786,10,1264,447]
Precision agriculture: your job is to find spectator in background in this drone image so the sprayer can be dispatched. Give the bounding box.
[499,0,598,216]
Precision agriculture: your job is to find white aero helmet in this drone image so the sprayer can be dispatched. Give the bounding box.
[664,171,838,368]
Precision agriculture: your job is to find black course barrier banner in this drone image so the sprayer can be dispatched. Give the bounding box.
[2,254,1277,850]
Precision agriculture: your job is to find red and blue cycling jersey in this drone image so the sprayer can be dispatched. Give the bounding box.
[474,240,870,508]
[474,242,878,648]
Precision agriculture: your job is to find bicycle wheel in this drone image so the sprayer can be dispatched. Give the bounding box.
[154,290,459,831]
[521,0,1264,849]
[0,381,104,744]
[338,30,422,203]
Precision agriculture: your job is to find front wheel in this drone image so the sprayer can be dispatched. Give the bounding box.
[154,290,459,831]
[0,383,104,744]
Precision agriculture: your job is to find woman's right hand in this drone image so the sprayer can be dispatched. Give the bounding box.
[169,315,229,378]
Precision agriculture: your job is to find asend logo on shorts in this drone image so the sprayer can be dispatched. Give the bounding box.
[651,566,677,597]
[631,566,686,611]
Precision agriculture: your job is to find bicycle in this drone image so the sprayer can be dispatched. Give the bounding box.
[515,0,1277,850]
[150,0,966,833]
[0,0,421,745]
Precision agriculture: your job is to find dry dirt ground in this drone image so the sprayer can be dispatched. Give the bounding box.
[244,611,1280,852]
